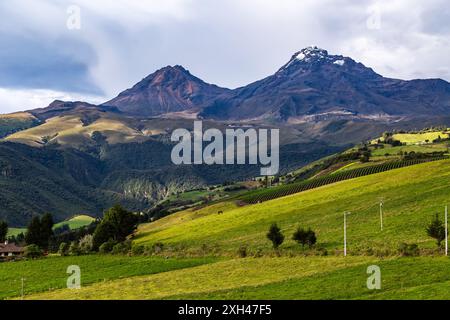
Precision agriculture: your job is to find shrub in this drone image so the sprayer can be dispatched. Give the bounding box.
[267,223,284,249]
[398,243,420,256]
[78,234,94,254]
[306,229,317,247]
[131,245,145,256]
[24,244,43,259]
[58,242,69,256]
[426,214,446,248]
[112,240,132,255]
[152,242,164,254]
[238,245,247,258]
[99,239,117,254]
[252,248,263,258]
[293,227,317,248]
[68,241,81,256]
[292,227,308,247]
[112,242,126,255]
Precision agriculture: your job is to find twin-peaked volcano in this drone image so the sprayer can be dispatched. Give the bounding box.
[43,47,450,122]
[103,65,230,117]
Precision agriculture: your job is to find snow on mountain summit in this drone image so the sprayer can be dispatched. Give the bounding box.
[279,46,348,71]
[295,46,328,61]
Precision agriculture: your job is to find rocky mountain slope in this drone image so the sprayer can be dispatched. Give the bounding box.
[103,65,230,117]
[200,46,450,121]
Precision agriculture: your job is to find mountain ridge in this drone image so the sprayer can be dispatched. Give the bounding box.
[7,46,450,123]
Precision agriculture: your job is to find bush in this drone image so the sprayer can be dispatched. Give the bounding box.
[68,241,81,256]
[152,242,164,254]
[426,214,446,248]
[112,240,132,255]
[131,245,145,256]
[24,244,43,259]
[112,243,126,255]
[238,245,247,258]
[292,227,317,248]
[398,243,420,256]
[78,234,94,254]
[58,242,69,256]
[99,239,117,254]
[266,223,284,249]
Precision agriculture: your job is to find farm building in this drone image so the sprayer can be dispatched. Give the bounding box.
[0,241,24,259]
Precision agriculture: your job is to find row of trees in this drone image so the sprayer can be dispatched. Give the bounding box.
[267,223,317,249]
[265,213,447,254]
[4,204,138,259]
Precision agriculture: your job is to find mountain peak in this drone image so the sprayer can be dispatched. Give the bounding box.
[294,46,329,61]
[157,65,190,74]
[278,46,349,72]
[103,65,229,117]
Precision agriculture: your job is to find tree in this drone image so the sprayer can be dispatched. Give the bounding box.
[292,227,317,248]
[93,204,138,250]
[92,221,115,250]
[25,216,42,246]
[103,204,138,242]
[0,220,8,242]
[426,214,446,248]
[40,213,54,250]
[266,223,284,249]
[24,214,54,249]
[292,227,308,247]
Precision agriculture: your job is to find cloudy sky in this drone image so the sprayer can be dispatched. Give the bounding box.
[0,0,449,113]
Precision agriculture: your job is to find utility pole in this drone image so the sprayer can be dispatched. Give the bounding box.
[445,205,448,256]
[379,198,384,231]
[21,277,25,300]
[344,211,350,257]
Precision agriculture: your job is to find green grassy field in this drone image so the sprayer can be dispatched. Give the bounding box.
[20,256,450,300]
[393,132,449,144]
[0,255,216,299]
[371,143,448,157]
[166,257,450,300]
[135,159,450,254]
[53,215,95,230]
[7,215,95,237]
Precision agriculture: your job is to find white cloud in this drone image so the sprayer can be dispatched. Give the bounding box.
[0,88,105,114]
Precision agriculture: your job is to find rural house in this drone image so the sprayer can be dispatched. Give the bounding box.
[0,241,25,260]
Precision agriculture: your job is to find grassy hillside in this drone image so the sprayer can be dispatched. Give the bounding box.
[135,159,450,254]
[0,112,39,139]
[7,215,96,237]
[393,132,449,144]
[3,115,147,147]
[20,256,450,300]
[54,215,95,230]
[0,255,216,299]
